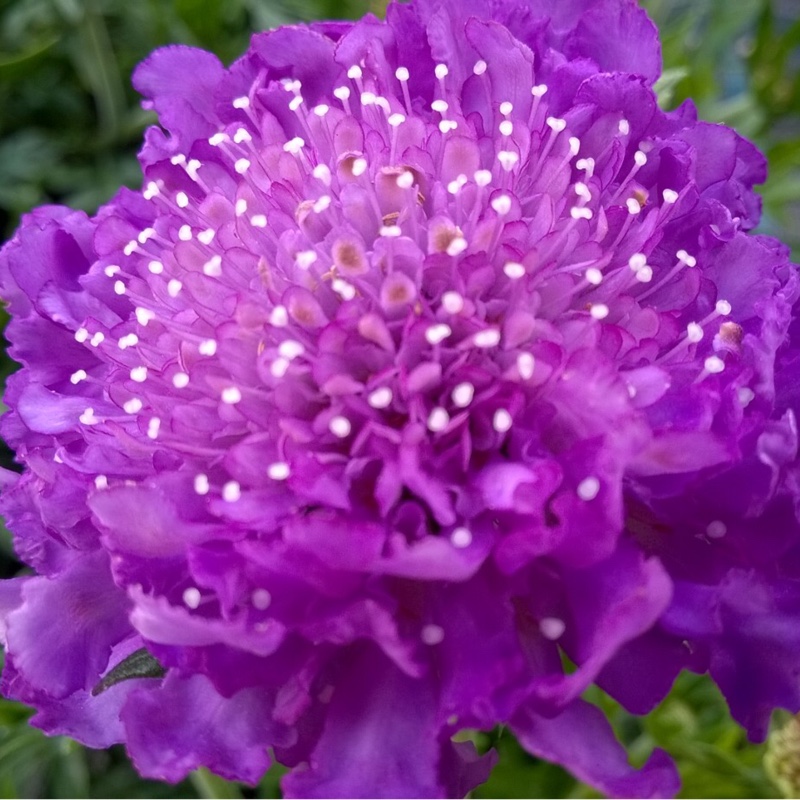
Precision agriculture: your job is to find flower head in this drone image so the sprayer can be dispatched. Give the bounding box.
[0,0,799,796]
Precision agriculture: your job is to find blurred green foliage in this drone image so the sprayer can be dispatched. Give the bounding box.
[0,0,797,797]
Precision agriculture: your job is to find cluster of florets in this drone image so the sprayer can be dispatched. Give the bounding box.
[0,0,798,797]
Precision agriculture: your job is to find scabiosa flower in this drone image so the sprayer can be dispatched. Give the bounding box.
[0,0,798,796]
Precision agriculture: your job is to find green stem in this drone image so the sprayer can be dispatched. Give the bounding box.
[189,767,244,799]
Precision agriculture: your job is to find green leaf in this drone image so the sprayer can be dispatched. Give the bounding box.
[91,648,166,696]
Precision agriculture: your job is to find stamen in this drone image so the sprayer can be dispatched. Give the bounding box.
[221,387,242,404]
[329,415,352,438]
[267,462,290,480]
[427,407,450,432]
[222,481,241,502]
[577,476,600,500]
[451,382,474,407]
[450,527,472,547]
[421,624,445,645]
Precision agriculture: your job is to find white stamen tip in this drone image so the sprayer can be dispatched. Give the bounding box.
[473,60,487,76]
[135,307,156,326]
[425,324,452,345]
[368,387,393,409]
[590,304,609,320]
[517,352,535,380]
[118,333,139,350]
[686,322,704,343]
[493,408,513,433]
[474,169,492,187]
[738,387,755,407]
[577,476,600,501]
[540,617,566,640]
[167,278,183,298]
[79,408,98,426]
[491,195,512,216]
[147,417,161,440]
[663,189,679,204]
[473,329,501,348]
[199,339,217,356]
[283,137,305,155]
[450,527,472,548]
[234,158,251,174]
[176,192,189,208]
[715,300,732,316]
[396,171,415,189]
[626,198,642,215]
[267,462,290,481]
[269,306,289,327]
[203,256,222,277]
[252,588,272,609]
[233,96,250,109]
[172,372,190,389]
[130,366,148,383]
[329,415,352,438]
[250,214,267,228]
[634,150,648,167]
[395,66,410,82]
[446,237,468,257]
[278,340,305,360]
[704,355,725,374]
[123,398,143,415]
[629,253,647,272]
[421,624,445,645]
[435,64,449,80]
[194,474,210,495]
[222,481,241,502]
[585,267,603,286]
[295,251,318,273]
[441,291,464,314]
[503,261,526,279]
[183,587,202,609]
[221,386,242,405]
[427,407,450,432]
[147,260,163,275]
[179,224,193,240]
[70,369,87,384]
[449,381,474,408]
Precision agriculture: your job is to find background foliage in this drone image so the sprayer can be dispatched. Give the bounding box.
[0,0,797,797]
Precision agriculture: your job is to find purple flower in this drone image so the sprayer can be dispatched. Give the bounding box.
[0,0,798,796]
